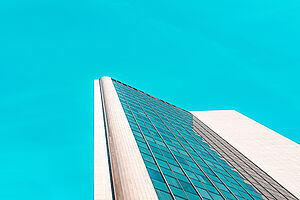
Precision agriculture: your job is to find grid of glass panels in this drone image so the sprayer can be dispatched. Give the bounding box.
[112,79,263,200]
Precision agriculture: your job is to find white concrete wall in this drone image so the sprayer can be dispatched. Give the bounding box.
[191,110,300,199]
[100,77,158,200]
[94,79,113,200]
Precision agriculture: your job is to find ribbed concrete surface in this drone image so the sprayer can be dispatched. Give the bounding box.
[94,79,113,200]
[191,110,300,199]
[100,77,158,200]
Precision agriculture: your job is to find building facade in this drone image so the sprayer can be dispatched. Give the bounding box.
[94,77,300,200]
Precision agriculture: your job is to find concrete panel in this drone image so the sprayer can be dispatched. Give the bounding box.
[94,79,113,200]
[100,77,158,200]
[191,110,300,198]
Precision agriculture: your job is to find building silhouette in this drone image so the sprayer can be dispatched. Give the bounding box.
[94,77,300,200]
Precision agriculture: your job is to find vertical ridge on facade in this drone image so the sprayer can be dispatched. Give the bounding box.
[94,80,113,200]
[100,77,158,200]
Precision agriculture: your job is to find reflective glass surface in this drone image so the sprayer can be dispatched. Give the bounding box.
[112,79,263,200]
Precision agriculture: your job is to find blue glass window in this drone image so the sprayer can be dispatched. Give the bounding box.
[112,79,264,200]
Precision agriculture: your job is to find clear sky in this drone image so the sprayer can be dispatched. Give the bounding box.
[0,0,299,199]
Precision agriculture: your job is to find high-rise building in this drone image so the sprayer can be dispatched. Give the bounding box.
[94,77,300,200]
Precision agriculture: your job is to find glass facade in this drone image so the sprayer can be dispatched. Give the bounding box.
[112,79,264,200]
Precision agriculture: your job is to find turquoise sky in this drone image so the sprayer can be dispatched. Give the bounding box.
[1,0,299,199]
